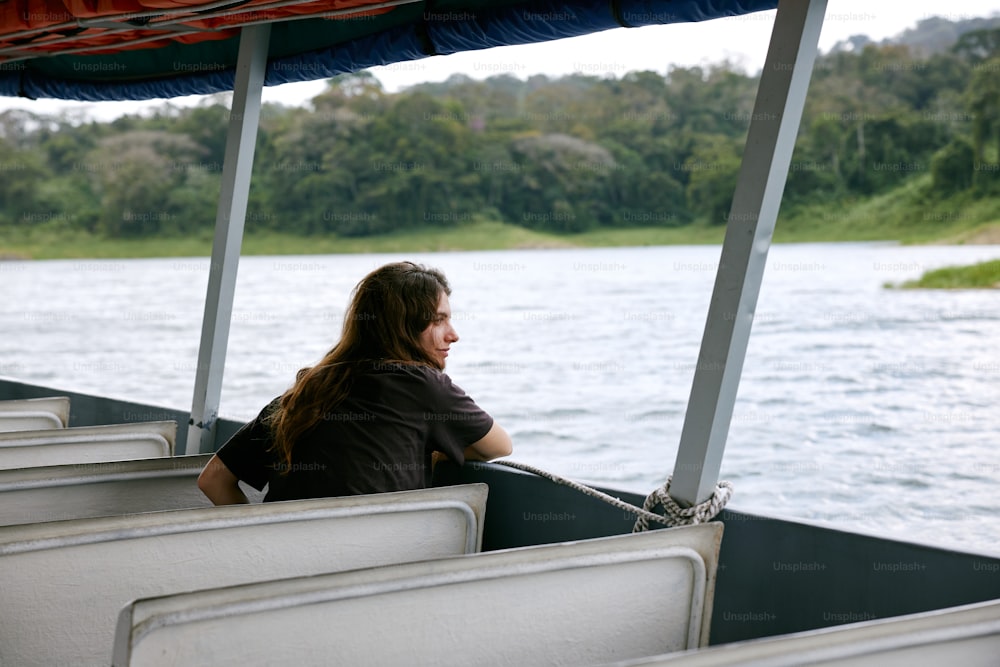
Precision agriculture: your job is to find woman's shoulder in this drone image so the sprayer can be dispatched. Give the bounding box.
[367,361,457,393]
[368,360,440,379]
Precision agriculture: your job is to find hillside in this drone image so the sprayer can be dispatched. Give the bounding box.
[0,16,998,255]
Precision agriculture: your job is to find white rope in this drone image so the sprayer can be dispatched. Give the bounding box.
[631,476,734,533]
[491,460,733,532]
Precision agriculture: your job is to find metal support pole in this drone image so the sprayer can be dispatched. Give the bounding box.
[185,24,271,454]
[670,0,828,505]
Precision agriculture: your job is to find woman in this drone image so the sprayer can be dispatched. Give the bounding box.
[198,261,512,505]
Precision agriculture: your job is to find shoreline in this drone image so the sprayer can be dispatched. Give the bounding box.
[3,219,1000,262]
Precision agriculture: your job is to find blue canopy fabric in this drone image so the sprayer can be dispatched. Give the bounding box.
[0,0,776,101]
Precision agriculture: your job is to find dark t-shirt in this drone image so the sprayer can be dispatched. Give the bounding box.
[216,362,494,502]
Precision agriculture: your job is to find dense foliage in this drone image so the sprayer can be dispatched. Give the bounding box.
[1,21,998,239]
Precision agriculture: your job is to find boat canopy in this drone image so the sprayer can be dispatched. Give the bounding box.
[1,0,830,513]
[1,0,776,101]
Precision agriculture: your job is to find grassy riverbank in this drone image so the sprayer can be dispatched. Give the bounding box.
[2,184,999,260]
[772,178,1000,244]
[894,259,1000,289]
[0,220,731,260]
[0,220,992,261]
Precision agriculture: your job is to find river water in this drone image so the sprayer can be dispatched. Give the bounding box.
[2,242,999,555]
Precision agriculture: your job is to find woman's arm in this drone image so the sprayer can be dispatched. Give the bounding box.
[197,454,250,505]
[463,421,513,461]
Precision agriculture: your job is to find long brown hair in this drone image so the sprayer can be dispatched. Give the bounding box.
[266,261,451,472]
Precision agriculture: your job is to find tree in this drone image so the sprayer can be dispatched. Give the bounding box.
[953,28,1000,64]
[0,139,50,225]
[85,131,210,236]
[930,138,975,194]
[965,56,1000,175]
[683,135,742,225]
[504,133,620,232]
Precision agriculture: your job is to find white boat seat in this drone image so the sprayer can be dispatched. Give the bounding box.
[0,421,175,470]
[0,454,265,526]
[0,396,71,431]
[0,482,487,666]
[113,523,723,667]
[605,596,1000,667]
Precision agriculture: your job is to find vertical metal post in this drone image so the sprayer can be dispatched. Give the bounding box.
[185,24,271,455]
[670,0,827,505]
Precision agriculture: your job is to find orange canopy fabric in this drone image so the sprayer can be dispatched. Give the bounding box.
[1,0,390,56]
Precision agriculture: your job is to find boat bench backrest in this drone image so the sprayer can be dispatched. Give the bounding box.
[612,596,1000,667]
[0,482,488,666]
[113,523,723,667]
[0,454,265,526]
[0,396,71,431]
[0,420,175,469]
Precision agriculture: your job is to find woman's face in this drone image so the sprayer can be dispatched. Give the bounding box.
[419,292,459,368]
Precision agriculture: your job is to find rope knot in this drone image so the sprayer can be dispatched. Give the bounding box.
[632,476,733,533]
[488,460,732,534]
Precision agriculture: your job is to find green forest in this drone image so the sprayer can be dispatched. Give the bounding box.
[1,18,999,254]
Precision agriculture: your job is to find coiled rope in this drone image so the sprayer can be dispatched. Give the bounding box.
[492,460,733,532]
[631,476,734,532]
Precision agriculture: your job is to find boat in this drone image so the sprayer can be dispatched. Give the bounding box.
[3,0,1000,664]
